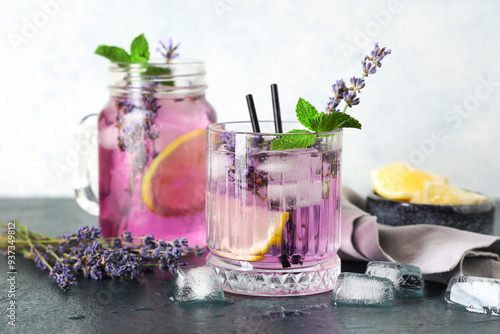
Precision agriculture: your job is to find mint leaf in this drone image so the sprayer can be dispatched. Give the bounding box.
[337,113,362,129]
[95,46,131,62]
[142,66,174,86]
[270,129,317,151]
[296,98,362,133]
[313,112,362,132]
[130,33,150,63]
[142,66,171,76]
[296,98,318,131]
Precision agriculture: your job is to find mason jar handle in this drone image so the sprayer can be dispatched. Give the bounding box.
[73,114,99,216]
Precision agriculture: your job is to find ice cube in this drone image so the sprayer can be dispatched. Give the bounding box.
[257,154,296,174]
[267,181,324,207]
[366,261,425,297]
[256,148,317,177]
[332,273,395,306]
[168,266,226,307]
[209,150,232,180]
[444,276,500,316]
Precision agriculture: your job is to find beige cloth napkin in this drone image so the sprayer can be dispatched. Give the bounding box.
[340,186,500,283]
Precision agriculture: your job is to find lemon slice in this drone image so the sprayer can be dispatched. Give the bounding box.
[142,129,207,217]
[409,190,423,204]
[370,162,448,201]
[420,182,489,205]
[209,197,289,261]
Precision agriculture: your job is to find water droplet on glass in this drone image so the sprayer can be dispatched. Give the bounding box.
[67,315,85,320]
[133,307,152,311]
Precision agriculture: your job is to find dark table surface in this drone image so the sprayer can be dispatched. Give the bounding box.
[1,198,500,334]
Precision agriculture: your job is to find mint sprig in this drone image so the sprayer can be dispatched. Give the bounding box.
[270,98,361,151]
[95,33,175,86]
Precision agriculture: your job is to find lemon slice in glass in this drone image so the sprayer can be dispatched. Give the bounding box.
[210,197,289,262]
[142,129,207,217]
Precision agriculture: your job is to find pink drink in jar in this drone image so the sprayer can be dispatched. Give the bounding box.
[76,61,215,247]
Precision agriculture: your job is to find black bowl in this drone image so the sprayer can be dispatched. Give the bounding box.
[366,191,495,234]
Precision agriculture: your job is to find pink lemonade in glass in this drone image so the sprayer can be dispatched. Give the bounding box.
[95,61,215,247]
[206,121,342,296]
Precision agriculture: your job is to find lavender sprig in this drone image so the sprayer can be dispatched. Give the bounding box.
[157,39,180,63]
[0,222,203,291]
[326,42,391,113]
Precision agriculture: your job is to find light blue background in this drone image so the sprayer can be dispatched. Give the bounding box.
[1,0,499,200]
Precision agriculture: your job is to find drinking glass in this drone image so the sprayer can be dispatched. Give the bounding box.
[206,121,342,296]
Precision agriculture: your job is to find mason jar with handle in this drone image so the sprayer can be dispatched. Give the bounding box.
[74,60,216,248]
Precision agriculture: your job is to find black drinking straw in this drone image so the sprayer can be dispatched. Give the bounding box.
[246,94,260,133]
[271,84,283,133]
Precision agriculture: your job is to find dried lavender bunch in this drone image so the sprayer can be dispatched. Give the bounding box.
[0,222,204,291]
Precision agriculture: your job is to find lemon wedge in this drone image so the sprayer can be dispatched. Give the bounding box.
[416,182,489,205]
[370,162,447,201]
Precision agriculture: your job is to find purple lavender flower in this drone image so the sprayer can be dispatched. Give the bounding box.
[157,39,180,63]
[349,77,365,93]
[220,132,236,151]
[326,97,340,113]
[325,80,349,113]
[31,246,49,270]
[326,42,390,112]
[362,61,377,76]
[84,241,99,258]
[76,226,102,242]
[332,79,348,97]
[143,235,156,247]
[112,238,122,249]
[122,230,133,243]
[101,248,145,279]
[151,240,167,258]
[365,42,391,68]
[49,260,77,291]
[343,91,360,108]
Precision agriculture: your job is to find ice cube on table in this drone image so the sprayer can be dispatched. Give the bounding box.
[332,273,395,306]
[444,276,500,316]
[168,266,226,307]
[366,261,425,297]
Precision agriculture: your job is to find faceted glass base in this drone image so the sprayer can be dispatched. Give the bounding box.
[206,254,341,297]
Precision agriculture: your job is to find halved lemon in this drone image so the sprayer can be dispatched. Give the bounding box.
[418,182,489,205]
[209,197,289,261]
[142,129,207,217]
[370,162,448,201]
